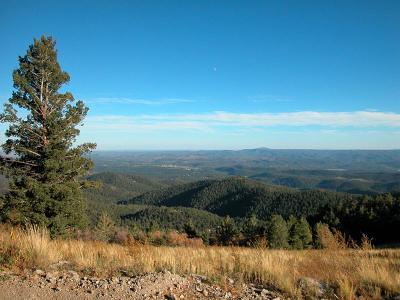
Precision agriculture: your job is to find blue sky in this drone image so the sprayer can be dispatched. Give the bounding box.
[1,0,399,150]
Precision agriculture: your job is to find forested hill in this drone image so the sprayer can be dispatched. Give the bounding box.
[85,172,165,204]
[121,206,223,232]
[123,177,354,220]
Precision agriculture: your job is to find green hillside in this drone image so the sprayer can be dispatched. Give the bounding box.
[124,177,353,219]
[85,172,165,204]
[121,206,223,232]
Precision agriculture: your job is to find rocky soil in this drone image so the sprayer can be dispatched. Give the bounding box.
[0,269,286,300]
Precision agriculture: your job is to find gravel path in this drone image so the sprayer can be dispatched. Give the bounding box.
[0,270,284,300]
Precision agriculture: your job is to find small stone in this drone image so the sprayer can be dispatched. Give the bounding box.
[47,278,56,284]
[225,292,232,298]
[67,270,80,281]
[203,289,209,297]
[34,269,45,276]
[297,277,325,297]
[111,277,119,283]
[262,289,273,295]
[227,278,234,284]
[179,295,185,299]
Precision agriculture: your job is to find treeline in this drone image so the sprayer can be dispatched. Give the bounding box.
[91,211,361,250]
[315,192,400,245]
[114,191,400,247]
[212,215,340,249]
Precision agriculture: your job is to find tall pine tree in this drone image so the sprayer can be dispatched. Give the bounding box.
[0,36,96,236]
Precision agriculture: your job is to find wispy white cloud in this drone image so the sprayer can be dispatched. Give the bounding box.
[87,97,194,105]
[85,110,400,132]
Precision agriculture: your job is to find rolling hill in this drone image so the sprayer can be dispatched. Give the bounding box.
[85,172,165,204]
[121,206,223,232]
[123,177,354,220]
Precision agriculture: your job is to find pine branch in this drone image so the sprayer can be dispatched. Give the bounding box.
[1,157,38,167]
[15,146,41,157]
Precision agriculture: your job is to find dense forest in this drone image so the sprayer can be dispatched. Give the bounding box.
[123,177,354,219]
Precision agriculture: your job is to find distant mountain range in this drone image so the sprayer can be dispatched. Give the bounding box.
[89,149,400,194]
[90,148,400,171]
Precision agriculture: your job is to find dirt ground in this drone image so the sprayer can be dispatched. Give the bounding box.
[0,270,283,300]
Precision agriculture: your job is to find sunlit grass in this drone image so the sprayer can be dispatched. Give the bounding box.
[0,225,399,299]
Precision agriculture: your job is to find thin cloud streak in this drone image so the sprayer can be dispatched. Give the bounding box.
[85,110,400,132]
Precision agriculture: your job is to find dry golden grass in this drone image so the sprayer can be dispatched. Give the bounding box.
[0,225,399,299]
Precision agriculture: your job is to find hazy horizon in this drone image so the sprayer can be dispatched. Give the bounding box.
[89,147,400,152]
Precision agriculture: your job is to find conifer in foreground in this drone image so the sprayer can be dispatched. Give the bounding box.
[0,36,96,236]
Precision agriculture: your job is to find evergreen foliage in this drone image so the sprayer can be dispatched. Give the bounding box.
[241,214,266,247]
[216,216,238,246]
[289,217,313,249]
[121,205,222,233]
[316,192,400,244]
[267,215,289,249]
[0,36,96,236]
[183,220,200,239]
[126,177,352,220]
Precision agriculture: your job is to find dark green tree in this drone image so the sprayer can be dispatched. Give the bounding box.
[183,219,199,239]
[268,215,289,249]
[288,215,302,249]
[216,216,237,246]
[289,217,313,249]
[242,214,266,247]
[0,36,96,236]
